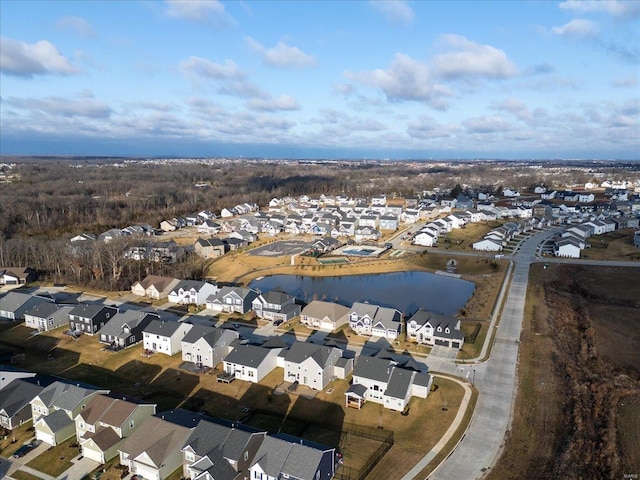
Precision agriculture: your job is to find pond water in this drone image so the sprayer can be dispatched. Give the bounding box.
[250,271,475,316]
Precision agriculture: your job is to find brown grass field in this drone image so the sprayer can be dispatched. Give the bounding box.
[487,264,640,480]
[581,229,640,261]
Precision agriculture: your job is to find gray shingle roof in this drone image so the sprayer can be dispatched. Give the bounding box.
[39,408,73,433]
[143,319,186,336]
[284,342,338,368]
[250,436,292,477]
[223,344,273,368]
[301,301,350,323]
[69,304,117,319]
[24,302,60,319]
[0,378,43,416]
[384,368,414,400]
[97,311,158,338]
[37,381,102,411]
[182,324,216,344]
[353,356,394,383]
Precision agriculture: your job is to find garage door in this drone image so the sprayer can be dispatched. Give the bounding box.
[36,430,55,446]
[451,342,460,349]
[435,339,448,346]
[82,445,104,463]
[134,463,160,480]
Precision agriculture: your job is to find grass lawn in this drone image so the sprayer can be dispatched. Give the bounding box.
[10,471,43,480]
[26,437,79,477]
[581,229,640,261]
[457,320,490,360]
[0,423,36,458]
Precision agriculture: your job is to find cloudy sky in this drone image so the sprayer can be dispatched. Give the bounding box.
[1,0,639,159]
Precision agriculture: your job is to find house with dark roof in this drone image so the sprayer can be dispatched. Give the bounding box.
[248,434,336,480]
[181,325,239,369]
[68,304,118,336]
[222,344,282,384]
[181,417,266,479]
[118,410,201,480]
[349,302,402,340]
[0,292,52,321]
[283,342,351,390]
[194,237,228,259]
[300,300,350,332]
[346,356,432,412]
[143,319,193,356]
[251,289,300,322]
[98,310,160,350]
[75,394,156,464]
[24,303,74,332]
[206,287,260,314]
[168,280,219,306]
[31,381,108,445]
[0,377,45,430]
[406,309,465,350]
[0,267,36,285]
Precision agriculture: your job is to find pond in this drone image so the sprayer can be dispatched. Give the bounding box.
[250,271,475,316]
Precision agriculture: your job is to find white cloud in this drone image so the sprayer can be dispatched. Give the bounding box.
[180,56,244,80]
[406,115,457,139]
[494,98,533,122]
[432,34,517,79]
[332,83,357,96]
[314,109,387,132]
[462,115,514,134]
[56,16,96,38]
[612,77,638,88]
[6,92,112,118]
[370,0,415,26]
[247,95,300,112]
[165,0,236,27]
[244,37,316,68]
[552,19,599,38]
[346,53,453,109]
[0,37,80,77]
[559,0,640,19]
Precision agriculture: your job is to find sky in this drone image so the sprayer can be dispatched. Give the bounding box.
[1,0,639,160]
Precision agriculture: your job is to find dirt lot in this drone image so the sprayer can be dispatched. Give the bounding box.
[581,229,640,261]
[488,264,640,480]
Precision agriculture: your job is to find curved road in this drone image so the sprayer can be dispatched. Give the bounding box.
[424,229,640,480]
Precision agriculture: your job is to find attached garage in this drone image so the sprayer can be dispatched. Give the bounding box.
[133,462,160,480]
[435,339,449,346]
[451,341,461,349]
[35,429,55,446]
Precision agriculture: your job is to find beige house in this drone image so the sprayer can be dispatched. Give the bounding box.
[300,301,350,332]
[130,275,180,299]
[75,394,156,464]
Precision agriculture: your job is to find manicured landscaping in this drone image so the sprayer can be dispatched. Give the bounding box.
[26,437,78,477]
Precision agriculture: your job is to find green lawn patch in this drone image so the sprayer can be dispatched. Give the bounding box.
[26,437,79,477]
[11,471,43,480]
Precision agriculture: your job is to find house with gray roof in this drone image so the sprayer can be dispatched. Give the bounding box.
[118,410,200,480]
[222,344,282,384]
[31,380,108,445]
[182,417,266,479]
[346,355,432,412]
[283,342,351,390]
[206,287,260,314]
[406,309,465,350]
[143,319,193,356]
[98,310,160,350]
[0,377,45,430]
[75,393,156,464]
[0,292,52,321]
[251,289,300,322]
[349,302,402,340]
[168,280,219,306]
[24,303,74,331]
[68,303,118,336]
[249,435,335,480]
[181,325,239,369]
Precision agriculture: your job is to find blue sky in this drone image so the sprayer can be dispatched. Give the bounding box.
[1,0,639,159]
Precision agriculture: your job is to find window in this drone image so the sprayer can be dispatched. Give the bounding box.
[244,451,249,461]
[185,451,195,462]
[129,419,134,428]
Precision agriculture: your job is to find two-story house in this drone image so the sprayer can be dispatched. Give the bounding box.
[406,309,465,349]
[167,280,219,306]
[0,376,51,430]
[181,325,239,369]
[206,287,260,314]
[143,319,193,356]
[222,344,282,384]
[24,303,74,331]
[283,342,351,390]
[98,310,160,350]
[75,394,156,464]
[68,304,118,336]
[251,289,300,322]
[349,302,402,339]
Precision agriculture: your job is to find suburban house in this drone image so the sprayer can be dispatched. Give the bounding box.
[299,301,350,332]
[118,409,201,480]
[31,381,109,445]
[98,310,160,350]
[406,309,465,349]
[167,280,219,306]
[222,344,282,383]
[24,303,74,331]
[0,292,52,321]
[130,275,180,300]
[249,434,336,480]
[346,356,432,412]
[349,302,403,339]
[0,267,36,285]
[251,289,300,322]
[554,238,582,258]
[75,394,156,464]
[0,366,36,390]
[194,237,227,259]
[143,319,193,356]
[472,237,504,252]
[68,304,118,336]
[283,342,351,390]
[181,325,239,369]
[413,231,438,247]
[0,377,48,430]
[181,417,266,479]
[206,287,260,314]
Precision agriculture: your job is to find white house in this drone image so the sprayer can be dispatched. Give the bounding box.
[349,302,402,340]
[472,238,503,252]
[283,342,348,390]
[180,325,238,368]
[167,280,219,306]
[222,344,282,383]
[143,320,192,356]
[406,309,464,349]
[413,231,437,247]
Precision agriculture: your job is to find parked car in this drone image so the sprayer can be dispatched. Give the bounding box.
[273,319,283,326]
[13,441,38,458]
